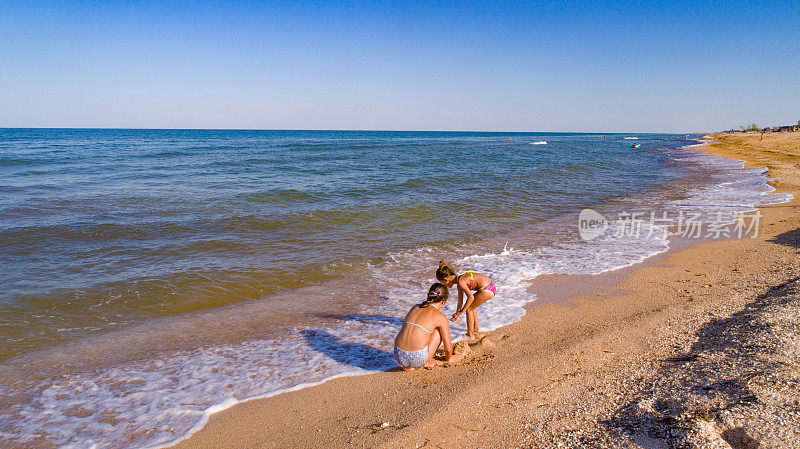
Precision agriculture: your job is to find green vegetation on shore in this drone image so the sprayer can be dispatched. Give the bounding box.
[727,120,800,134]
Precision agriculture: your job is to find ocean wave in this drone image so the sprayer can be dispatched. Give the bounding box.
[0,157,41,167]
[240,189,319,204]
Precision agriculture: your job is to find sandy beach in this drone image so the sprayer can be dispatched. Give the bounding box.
[173,132,800,449]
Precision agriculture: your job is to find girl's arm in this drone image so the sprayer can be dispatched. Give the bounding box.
[460,289,476,313]
[451,281,472,321]
[438,314,463,364]
[438,316,455,360]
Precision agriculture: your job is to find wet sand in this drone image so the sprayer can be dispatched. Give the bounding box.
[172,132,800,448]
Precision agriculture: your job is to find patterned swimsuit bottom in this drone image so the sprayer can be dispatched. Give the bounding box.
[459,270,497,295]
[394,345,429,369]
[478,281,497,295]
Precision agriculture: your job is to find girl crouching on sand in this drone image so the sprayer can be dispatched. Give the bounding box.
[436,261,496,341]
[394,283,462,370]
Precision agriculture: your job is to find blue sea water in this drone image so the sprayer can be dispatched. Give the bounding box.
[0,129,789,447]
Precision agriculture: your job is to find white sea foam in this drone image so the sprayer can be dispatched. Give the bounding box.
[669,147,792,211]
[0,142,792,449]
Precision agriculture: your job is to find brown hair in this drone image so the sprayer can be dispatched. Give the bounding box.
[419,283,449,308]
[435,260,456,282]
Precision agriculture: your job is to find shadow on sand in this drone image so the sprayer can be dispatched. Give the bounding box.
[585,277,800,447]
[767,226,800,251]
[301,329,397,371]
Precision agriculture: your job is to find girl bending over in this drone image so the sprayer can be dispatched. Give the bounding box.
[436,260,496,340]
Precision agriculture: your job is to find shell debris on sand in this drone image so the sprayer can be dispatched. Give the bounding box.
[524,275,800,448]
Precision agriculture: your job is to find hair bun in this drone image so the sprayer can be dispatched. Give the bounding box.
[438,260,446,269]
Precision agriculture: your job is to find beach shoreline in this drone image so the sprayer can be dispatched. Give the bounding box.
[172,132,800,448]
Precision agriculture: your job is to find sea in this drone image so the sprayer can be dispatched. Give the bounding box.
[0,129,791,448]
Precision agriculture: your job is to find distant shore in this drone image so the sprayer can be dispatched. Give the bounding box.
[173,132,800,448]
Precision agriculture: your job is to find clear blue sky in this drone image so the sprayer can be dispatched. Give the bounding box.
[1,1,798,132]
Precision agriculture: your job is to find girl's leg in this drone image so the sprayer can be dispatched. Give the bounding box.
[466,290,495,339]
[466,309,478,339]
[424,330,442,368]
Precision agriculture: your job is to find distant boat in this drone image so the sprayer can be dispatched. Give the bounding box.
[530,141,547,145]
[623,136,638,140]
[631,143,641,148]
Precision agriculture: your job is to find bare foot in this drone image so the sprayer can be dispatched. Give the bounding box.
[446,354,464,365]
[423,361,436,369]
[467,332,489,343]
[402,367,416,372]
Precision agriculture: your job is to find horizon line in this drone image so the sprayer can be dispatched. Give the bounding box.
[0,127,702,134]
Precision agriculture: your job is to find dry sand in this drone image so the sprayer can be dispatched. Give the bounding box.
[173,132,800,449]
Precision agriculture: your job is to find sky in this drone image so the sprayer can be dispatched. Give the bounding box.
[1,1,798,132]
